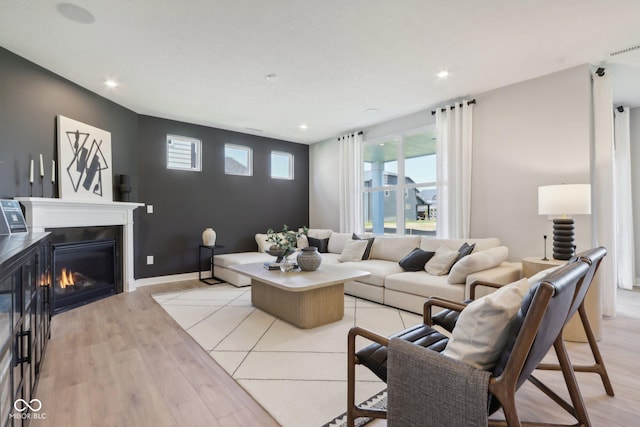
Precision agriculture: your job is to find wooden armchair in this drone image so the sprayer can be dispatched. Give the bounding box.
[429,247,613,397]
[347,258,591,427]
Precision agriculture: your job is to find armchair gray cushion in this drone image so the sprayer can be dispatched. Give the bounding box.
[387,338,490,427]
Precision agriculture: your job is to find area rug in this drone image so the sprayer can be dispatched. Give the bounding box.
[321,390,387,427]
[153,284,420,427]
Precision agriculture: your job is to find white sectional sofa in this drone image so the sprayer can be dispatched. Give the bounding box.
[213,229,521,315]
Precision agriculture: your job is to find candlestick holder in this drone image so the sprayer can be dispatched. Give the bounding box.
[542,235,548,261]
[40,176,44,197]
[30,183,33,197]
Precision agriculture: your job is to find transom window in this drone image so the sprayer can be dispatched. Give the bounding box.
[362,125,437,236]
[166,135,201,171]
[224,144,253,176]
[271,151,294,180]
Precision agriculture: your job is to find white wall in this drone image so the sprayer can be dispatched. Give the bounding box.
[472,65,593,261]
[309,109,435,230]
[309,65,594,261]
[630,107,640,283]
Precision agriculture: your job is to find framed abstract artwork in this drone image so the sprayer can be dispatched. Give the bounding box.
[56,115,113,201]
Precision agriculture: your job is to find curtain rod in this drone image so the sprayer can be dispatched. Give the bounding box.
[430,99,476,115]
[337,131,363,141]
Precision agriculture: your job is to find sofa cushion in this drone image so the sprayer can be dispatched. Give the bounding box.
[255,233,273,252]
[420,237,501,253]
[385,271,465,302]
[454,242,476,264]
[352,233,375,260]
[398,248,435,272]
[442,277,530,369]
[214,252,274,268]
[369,236,421,262]
[328,232,353,254]
[425,246,459,275]
[307,228,333,239]
[338,240,369,262]
[308,236,329,253]
[338,259,403,287]
[319,252,342,265]
[448,246,509,284]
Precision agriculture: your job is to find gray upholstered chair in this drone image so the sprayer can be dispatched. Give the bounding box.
[347,258,592,427]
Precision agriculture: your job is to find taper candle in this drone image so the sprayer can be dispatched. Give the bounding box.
[39,154,44,177]
[29,159,34,183]
[52,160,55,183]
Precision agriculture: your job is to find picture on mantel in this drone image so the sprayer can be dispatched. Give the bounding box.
[56,115,113,201]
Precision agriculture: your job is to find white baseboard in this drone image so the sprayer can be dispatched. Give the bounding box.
[131,271,203,291]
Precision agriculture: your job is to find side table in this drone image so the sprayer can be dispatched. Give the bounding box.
[521,256,601,342]
[199,244,225,285]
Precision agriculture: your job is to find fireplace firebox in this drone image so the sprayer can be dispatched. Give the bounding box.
[51,239,117,314]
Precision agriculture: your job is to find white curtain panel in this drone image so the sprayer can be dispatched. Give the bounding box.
[614,107,635,290]
[435,102,474,239]
[591,69,617,317]
[339,132,363,233]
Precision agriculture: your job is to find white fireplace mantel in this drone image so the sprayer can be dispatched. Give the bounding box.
[16,197,144,292]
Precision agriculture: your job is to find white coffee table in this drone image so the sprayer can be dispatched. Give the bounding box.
[230,263,369,328]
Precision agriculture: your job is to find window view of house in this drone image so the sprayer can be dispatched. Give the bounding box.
[224,144,253,176]
[362,126,436,235]
[166,135,201,171]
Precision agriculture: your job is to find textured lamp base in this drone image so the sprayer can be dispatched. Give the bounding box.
[553,218,575,260]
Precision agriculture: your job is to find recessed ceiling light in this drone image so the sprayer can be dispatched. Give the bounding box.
[57,3,95,24]
[299,123,308,130]
[265,74,279,82]
[364,108,380,114]
[437,70,449,78]
[104,79,118,88]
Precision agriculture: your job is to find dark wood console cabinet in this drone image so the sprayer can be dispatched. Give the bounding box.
[0,233,51,426]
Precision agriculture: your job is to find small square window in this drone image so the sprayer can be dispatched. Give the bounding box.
[225,144,253,176]
[167,135,201,171]
[271,151,294,180]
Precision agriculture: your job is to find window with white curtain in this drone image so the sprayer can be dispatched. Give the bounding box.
[362,125,437,235]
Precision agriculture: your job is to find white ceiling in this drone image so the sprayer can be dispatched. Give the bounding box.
[1,1,640,144]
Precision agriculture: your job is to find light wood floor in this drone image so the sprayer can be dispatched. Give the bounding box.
[33,283,640,427]
[34,280,279,427]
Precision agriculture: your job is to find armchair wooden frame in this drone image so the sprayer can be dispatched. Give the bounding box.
[347,259,593,427]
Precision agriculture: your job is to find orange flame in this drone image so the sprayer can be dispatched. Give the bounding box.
[59,268,75,288]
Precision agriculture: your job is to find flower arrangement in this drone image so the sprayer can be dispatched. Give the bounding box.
[266,225,307,255]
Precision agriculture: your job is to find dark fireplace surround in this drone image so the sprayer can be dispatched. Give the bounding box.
[48,226,124,314]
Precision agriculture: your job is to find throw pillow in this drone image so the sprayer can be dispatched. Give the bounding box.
[454,242,476,264]
[352,233,375,260]
[442,277,530,370]
[398,248,436,272]
[307,236,329,253]
[338,239,369,262]
[425,246,459,276]
[448,246,509,284]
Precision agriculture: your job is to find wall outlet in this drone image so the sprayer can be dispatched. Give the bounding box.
[146,205,153,214]
[146,255,154,265]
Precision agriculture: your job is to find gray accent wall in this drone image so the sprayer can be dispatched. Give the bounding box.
[136,115,309,277]
[0,47,139,201]
[0,47,309,279]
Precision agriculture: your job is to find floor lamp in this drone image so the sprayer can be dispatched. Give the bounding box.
[538,184,591,260]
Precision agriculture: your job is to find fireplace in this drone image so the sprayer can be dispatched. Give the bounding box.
[52,239,118,314]
[15,197,143,294]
